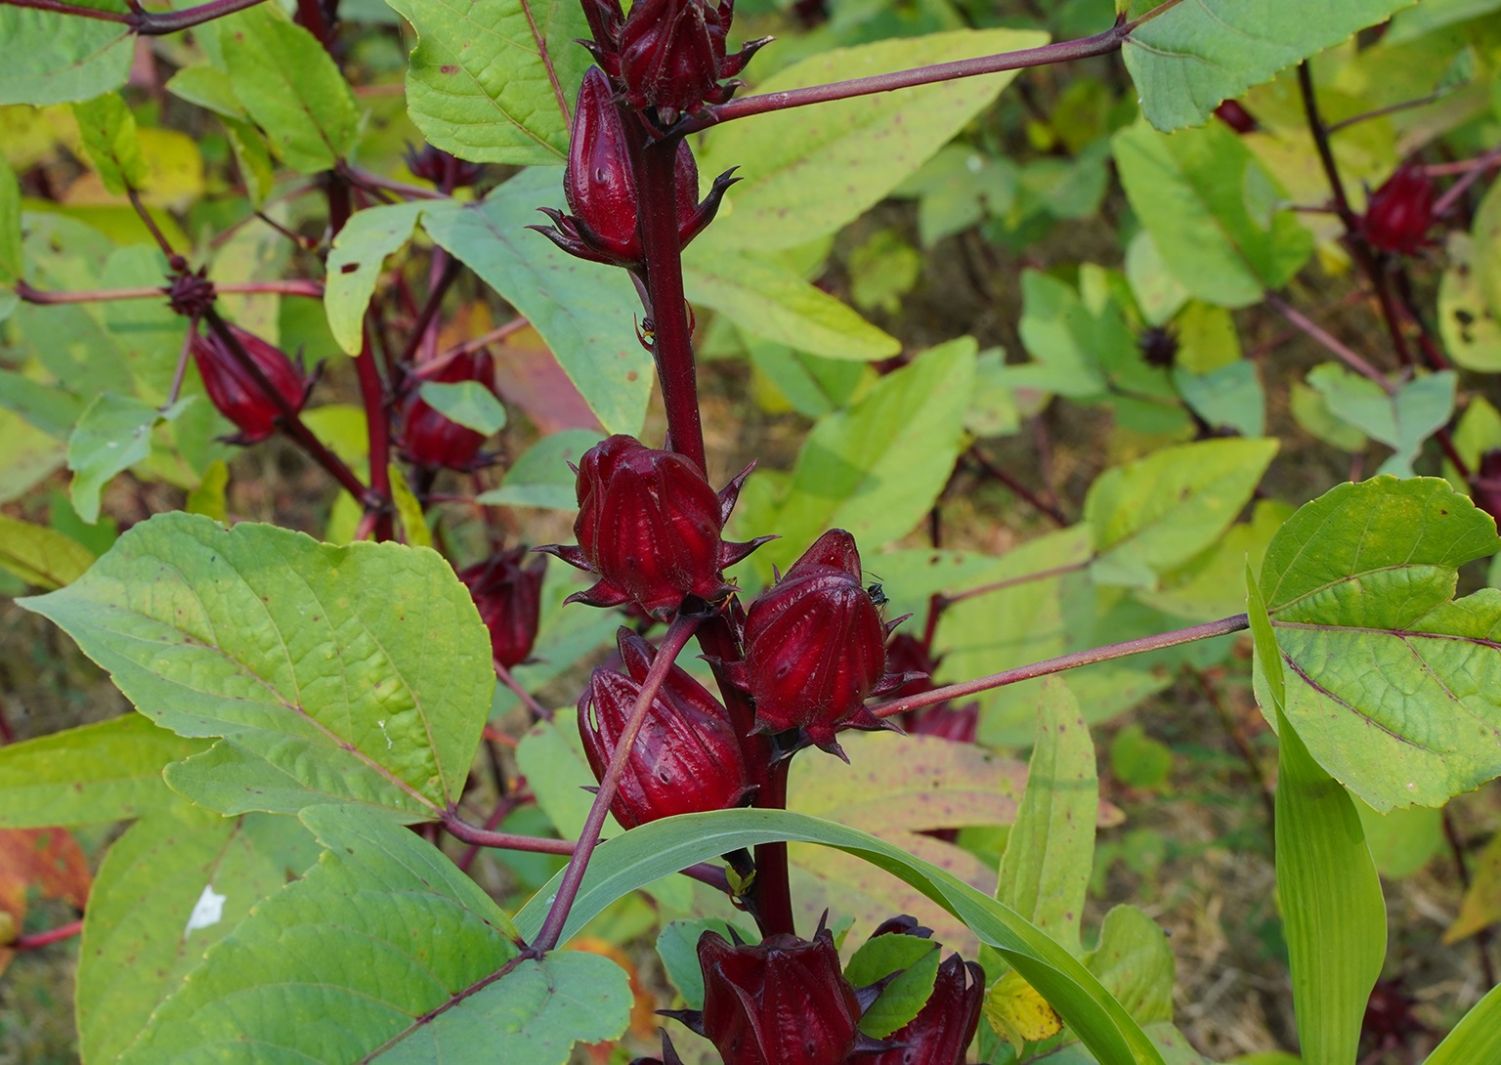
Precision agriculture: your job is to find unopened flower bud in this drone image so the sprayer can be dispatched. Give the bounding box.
[533,69,736,268]
[865,952,984,1065]
[685,926,862,1065]
[733,530,905,751]
[1361,162,1435,256]
[398,351,500,470]
[615,0,770,123]
[1213,99,1257,134]
[191,324,307,444]
[577,629,753,828]
[1471,449,1501,523]
[539,434,767,619]
[404,143,484,188]
[459,547,546,668]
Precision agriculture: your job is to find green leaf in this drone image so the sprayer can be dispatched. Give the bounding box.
[683,248,899,361]
[420,173,651,435]
[1439,234,1501,372]
[82,806,320,1064]
[844,933,942,1038]
[418,380,508,434]
[1255,478,1501,809]
[325,201,427,355]
[118,804,611,1064]
[476,428,604,510]
[1113,122,1312,308]
[0,715,205,829]
[0,512,95,589]
[1173,361,1265,439]
[220,4,358,173]
[0,1,132,105]
[72,93,146,195]
[1307,365,1456,476]
[696,28,1048,252]
[516,707,609,839]
[383,0,588,164]
[0,157,23,288]
[1248,569,1386,1065]
[1014,270,1112,398]
[515,807,1167,1065]
[1426,982,1501,1064]
[1122,0,1416,131]
[1084,906,1176,1026]
[67,394,190,524]
[21,512,494,820]
[1085,437,1279,589]
[750,338,976,573]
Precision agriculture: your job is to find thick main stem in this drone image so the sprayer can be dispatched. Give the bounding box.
[634,137,707,471]
[529,615,700,954]
[754,760,797,936]
[874,614,1250,719]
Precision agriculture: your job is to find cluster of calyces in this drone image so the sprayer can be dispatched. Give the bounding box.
[883,633,977,743]
[533,68,737,269]
[582,0,771,126]
[539,434,769,620]
[1360,160,1436,256]
[459,546,546,670]
[724,530,920,757]
[657,915,983,1065]
[190,323,310,445]
[396,349,505,471]
[577,628,755,828]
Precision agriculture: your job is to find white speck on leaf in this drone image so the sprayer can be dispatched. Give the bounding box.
[185,884,227,935]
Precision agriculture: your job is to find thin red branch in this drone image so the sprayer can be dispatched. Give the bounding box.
[15,279,323,305]
[1265,293,1393,393]
[12,919,84,951]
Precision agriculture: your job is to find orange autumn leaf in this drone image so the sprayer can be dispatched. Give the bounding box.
[0,827,91,975]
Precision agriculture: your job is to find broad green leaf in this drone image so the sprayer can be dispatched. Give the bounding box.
[476,428,604,510]
[1122,0,1416,131]
[844,932,941,1038]
[1014,270,1113,398]
[369,953,631,1063]
[1248,572,1386,1065]
[1113,122,1312,308]
[1307,364,1456,476]
[0,1,132,105]
[1357,802,1443,880]
[67,394,190,524]
[1257,477,1501,810]
[418,380,508,434]
[119,804,593,1064]
[0,512,95,589]
[21,512,494,820]
[0,715,204,829]
[0,157,22,288]
[516,707,613,839]
[1140,500,1291,623]
[696,28,1048,252]
[1084,906,1175,1026]
[514,808,1167,1065]
[1387,0,1501,45]
[1439,234,1501,372]
[220,4,358,173]
[0,408,66,504]
[72,93,146,195]
[683,248,900,361]
[997,679,1097,955]
[1085,437,1279,589]
[82,806,320,1065]
[1173,361,1265,438]
[325,201,427,355]
[751,338,976,573]
[1426,983,1501,1065]
[420,173,651,434]
[383,0,589,164]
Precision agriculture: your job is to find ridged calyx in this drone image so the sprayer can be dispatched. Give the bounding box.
[865,954,983,1064]
[534,68,736,268]
[1361,161,1435,256]
[458,547,546,669]
[404,143,484,189]
[577,628,753,828]
[729,530,911,754]
[883,634,976,743]
[190,324,308,444]
[398,350,500,470]
[539,434,768,619]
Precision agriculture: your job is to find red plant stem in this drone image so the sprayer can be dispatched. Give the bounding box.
[202,308,371,504]
[873,613,1250,719]
[0,697,14,745]
[677,4,1186,134]
[337,163,447,202]
[1434,146,1501,217]
[399,256,459,366]
[939,559,1090,608]
[495,660,551,721]
[440,811,574,855]
[1265,293,1393,393]
[353,333,395,541]
[12,919,84,951]
[753,759,796,936]
[634,137,707,471]
[294,0,333,48]
[441,317,530,360]
[127,187,179,261]
[529,615,699,954]
[1326,91,1444,135]
[0,0,272,35]
[965,446,1068,526]
[16,279,323,304]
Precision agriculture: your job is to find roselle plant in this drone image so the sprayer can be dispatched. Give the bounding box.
[2,0,1501,1062]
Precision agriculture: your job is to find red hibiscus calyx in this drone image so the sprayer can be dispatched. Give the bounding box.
[397,350,502,471]
[190,323,309,445]
[1360,161,1436,256]
[458,547,546,670]
[538,434,769,620]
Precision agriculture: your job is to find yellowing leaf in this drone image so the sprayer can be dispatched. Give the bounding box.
[984,968,1064,1056]
[1445,832,1501,944]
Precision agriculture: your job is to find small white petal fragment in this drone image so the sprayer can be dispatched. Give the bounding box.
[185,884,227,935]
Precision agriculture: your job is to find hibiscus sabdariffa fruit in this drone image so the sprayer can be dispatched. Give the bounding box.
[458,547,545,670]
[190,324,308,444]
